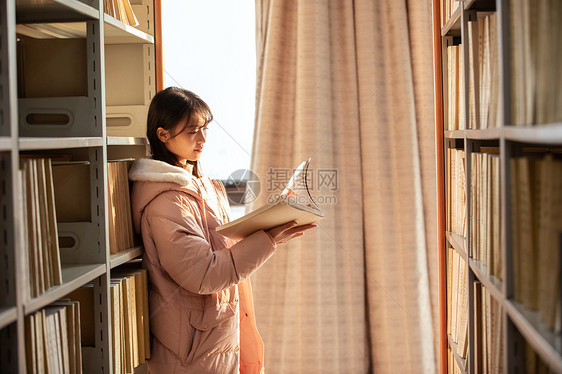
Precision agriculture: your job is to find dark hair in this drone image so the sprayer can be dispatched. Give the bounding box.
[146,87,213,177]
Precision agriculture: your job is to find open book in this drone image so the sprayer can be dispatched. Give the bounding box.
[216,158,326,240]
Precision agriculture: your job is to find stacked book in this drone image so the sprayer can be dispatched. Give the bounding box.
[20,158,62,299]
[107,160,135,254]
[446,44,465,131]
[467,13,501,129]
[524,341,558,374]
[441,0,460,27]
[447,247,468,360]
[448,347,465,374]
[510,0,562,126]
[111,267,151,374]
[104,0,139,26]
[68,267,150,374]
[473,282,504,374]
[511,154,562,332]
[447,149,466,237]
[470,150,502,280]
[25,301,82,374]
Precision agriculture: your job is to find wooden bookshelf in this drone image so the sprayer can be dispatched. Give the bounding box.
[0,0,158,372]
[434,0,562,373]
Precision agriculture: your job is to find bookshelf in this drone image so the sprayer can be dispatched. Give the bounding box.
[0,0,160,372]
[434,0,562,373]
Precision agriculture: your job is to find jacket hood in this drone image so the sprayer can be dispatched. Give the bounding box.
[129,158,202,233]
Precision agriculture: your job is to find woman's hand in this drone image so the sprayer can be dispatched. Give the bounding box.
[266,220,317,246]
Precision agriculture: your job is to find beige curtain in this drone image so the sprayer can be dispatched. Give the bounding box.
[250,1,437,372]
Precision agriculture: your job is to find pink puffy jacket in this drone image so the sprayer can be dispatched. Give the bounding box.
[129,158,274,373]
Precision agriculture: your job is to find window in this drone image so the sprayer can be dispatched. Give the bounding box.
[161,0,256,181]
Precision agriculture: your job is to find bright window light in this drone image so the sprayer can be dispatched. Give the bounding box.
[161,1,257,181]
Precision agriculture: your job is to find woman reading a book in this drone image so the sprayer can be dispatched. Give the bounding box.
[129,87,316,374]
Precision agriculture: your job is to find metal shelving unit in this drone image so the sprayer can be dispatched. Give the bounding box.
[0,308,17,331]
[0,137,12,151]
[19,136,104,150]
[0,0,155,372]
[109,246,143,269]
[435,0,562,373]
[15,16,154,44]
[15,0,99,23]
[23,263,106,315]
[106,136,148,146]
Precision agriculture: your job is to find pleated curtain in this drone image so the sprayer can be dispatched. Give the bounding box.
[249,1,438,372]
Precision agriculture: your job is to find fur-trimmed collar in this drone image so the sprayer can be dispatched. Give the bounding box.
[129,158,195,186]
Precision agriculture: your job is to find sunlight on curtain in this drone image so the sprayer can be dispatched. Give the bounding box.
[250,1,438,372]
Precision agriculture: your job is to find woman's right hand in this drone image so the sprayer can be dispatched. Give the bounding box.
[265,220,317,246]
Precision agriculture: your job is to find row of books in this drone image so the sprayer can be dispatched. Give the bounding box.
[473,282,504,374]
[68,266,150,374]
[111,267,150,373]
[25,301,82,374]
[467,13,501,130]
[107,161,136,254]
[104,0,139,27]
[21,158,137,300]
[524,342,557,374]
[446,44,465,131]
[447,246,469,360]
[510,0,562,126]
[447,348,465,374]
[511,154,562,332]
[440,0,460,28]
[447,148,466,236]
[470,151,502,280]
[21,158,63,299]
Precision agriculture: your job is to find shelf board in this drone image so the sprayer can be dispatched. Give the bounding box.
[104,14,154,44]
[110,246,143,269]
[469,258,504,303]
[0,137,12,152]
[0,307,17,330]
[504,123,562,144]
[504,300,562,373]
[107,136,148,146]
[466,128,501,140]
[444,130,465,139]
[464,0,496,11]
[441,5,462,36]
[446,232,468,263]
[19,137,103,150]
[24,263,105,315]
[16,17,153,45]
[447,334,468,373]
[16,0,99,23]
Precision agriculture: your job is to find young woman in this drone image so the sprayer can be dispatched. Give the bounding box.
[129,87,316,373]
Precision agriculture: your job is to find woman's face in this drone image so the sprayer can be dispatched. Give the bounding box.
[159,114,208,165]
